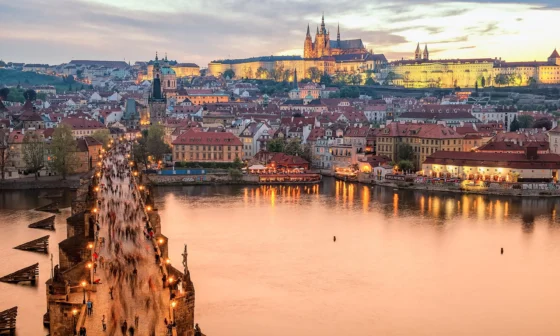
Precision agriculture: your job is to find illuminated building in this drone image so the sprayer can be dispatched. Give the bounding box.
[389,45,560,88]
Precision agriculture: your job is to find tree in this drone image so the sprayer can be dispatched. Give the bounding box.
[397,143,414,162]
[518,115,534,129]
[533,118,552,130]
[256,67,268,79]
[50,124,79,180]
[307,67,321,82]
[228,168,243,182]
[146,124,170,162]
[23,132,45,180]
[284,138,303,156]
[232,157,243,169]
[480,76,486,88]
[509,116,520,132]
[320,73,332,86]
[267,138,285,152]
[91,129,111,146]
[222,69,235,79]
[365,77,377,86]
[397,160,414,173]
[385,72,396,85]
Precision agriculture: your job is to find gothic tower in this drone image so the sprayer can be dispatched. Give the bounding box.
[415,43,422,60]
[304,24,313,58]
[423,44,429,60]
[148,52,167,125]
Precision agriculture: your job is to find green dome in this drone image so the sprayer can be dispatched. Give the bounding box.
[161,67,176,75]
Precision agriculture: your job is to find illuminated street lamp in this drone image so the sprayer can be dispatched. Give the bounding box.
[72,308,78,335]
[81,280,87,304]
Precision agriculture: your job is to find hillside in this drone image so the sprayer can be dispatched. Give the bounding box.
[0,69,63,86]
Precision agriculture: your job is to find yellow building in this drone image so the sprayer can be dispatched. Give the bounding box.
[171,129,243,162]
[376,122,463,169]
[171,63,200,77]
[389,45,560,88]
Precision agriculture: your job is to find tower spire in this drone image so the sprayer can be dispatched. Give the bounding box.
[337,22,340,42]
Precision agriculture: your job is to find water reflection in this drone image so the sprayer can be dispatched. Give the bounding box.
[155,178,560,229]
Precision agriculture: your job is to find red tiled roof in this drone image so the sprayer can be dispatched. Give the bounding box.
[424,151,560,169]
[172,129,242,146]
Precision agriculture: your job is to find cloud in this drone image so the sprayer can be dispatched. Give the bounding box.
[0,0,557,65]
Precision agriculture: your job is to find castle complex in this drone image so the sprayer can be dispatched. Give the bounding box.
[208,15,386,80]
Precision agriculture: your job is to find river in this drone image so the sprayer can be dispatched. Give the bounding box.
[2,179,560,335]
[155,178,560,336]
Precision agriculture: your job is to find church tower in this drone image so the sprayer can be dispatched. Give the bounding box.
[304,24,313,58]
[148,52,167,125]
[415,43,422,60]
[423,44,429,60]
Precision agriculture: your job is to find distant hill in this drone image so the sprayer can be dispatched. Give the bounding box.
[0,69,63,86]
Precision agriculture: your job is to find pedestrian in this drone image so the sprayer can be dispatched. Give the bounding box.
[86,300,92,316]
[102,314,107,331]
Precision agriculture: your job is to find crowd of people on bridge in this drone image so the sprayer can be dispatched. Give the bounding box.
[81,142,176,336]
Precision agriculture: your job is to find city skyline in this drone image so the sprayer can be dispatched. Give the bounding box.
[0,0,559,65]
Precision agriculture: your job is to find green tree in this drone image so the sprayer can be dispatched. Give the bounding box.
[284,138,303,156]
[146,125,170,162]
[132,133,149,167]
[266,138,285,152]
[307,67,321,82]
[91,129,111,146]
[518,115,534,129]
[365,77,377,85]
[385,72,396,85]
[397,160,414,172]
[509,116,520,131]
[533,118,552,130]
[320,73,332,86]
[228,168,243,182]
[232,157,243,169]
[256,67,268,79]
[50,124,79,180]
[23,132,45,180]
[397,143,414,162]
[223,69,235,79]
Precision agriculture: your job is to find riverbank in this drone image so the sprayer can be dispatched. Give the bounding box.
[355,173,560,198]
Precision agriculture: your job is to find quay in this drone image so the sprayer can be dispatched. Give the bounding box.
[44,139,199,336]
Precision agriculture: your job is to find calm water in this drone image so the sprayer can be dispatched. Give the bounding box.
[0,190,73,336]
[154,178,560,336]
[3,181,560,335]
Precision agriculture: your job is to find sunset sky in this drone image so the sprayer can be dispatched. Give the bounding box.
[0,0,558,66]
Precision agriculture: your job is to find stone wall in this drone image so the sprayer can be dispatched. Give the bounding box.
[48,301,83,336]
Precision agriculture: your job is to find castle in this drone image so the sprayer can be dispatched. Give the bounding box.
[304,14,368,58]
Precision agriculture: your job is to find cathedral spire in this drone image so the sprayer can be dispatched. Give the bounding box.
[337,22,340,42]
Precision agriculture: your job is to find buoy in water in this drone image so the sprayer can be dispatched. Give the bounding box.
[501,247,504,254]
[333,236,336,242]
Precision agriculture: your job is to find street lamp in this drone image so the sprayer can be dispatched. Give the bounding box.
[170,300,177,320]
[81,280,87,304]
[72,308,78,335]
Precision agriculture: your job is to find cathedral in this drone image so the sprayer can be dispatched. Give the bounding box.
[304,14,368,58]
